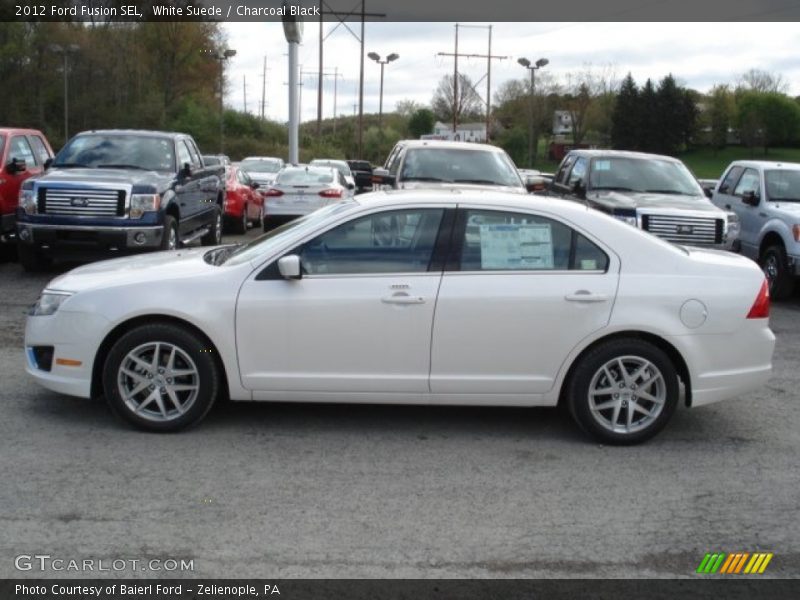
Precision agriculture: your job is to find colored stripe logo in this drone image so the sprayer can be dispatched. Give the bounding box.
[696,552,773,574]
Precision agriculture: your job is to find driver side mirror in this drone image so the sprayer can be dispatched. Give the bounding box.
[703,187,713,199]
[572,179,586,199]
[347,182,355,190]
[6,158,27,174]
[278,254,302,280]
[250,181,260,190]
[44,157,53,170]
[741,190,759,206]
[180,162,192,179]
[372,168,396,187]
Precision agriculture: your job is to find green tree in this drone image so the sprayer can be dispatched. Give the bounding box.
[611,73,639,150]
[407,108,435,139]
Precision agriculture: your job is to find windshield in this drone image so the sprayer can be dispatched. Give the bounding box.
[765,169,800,202]
[311,160,351,177]
[241,159,281,173]
[53,134,175,171]
[277,167,334,185]
[221,201,357,266]
[588,157,703,196]
[400,147,523,187]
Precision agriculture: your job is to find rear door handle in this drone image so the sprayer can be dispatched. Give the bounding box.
[565,291,609,303]
[382,293,425,305]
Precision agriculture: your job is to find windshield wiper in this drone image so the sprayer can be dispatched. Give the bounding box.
[97,164,150,170]
[52,162,90,168]
[453,178,507,186]
[403,176,452,183]
[591,186,637,192]
[643,189,694,195]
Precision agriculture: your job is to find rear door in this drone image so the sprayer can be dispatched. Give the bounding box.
[430,206,619,398]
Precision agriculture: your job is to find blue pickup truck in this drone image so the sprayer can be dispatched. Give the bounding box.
[16,129,225,271]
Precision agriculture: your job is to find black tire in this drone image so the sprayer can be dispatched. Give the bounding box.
[18,243,52,272]
[201,207,223,246]
[0,242,17,263]
[566,338,679,445]
[160,215,179,251]
[102,323,220,432]
[760,244,795,301]
[254,204,265,230]
[233,204,248,235]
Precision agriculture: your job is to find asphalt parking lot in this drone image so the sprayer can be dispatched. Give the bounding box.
[0,230,798,579]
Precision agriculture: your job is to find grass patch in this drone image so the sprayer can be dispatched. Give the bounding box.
[679,147,800,179]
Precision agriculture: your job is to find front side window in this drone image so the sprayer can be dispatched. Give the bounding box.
[9,136,36,165]
[568,157,588,186]
[456,210,608,272]
[28,135,52,165]
[733,168,760,197]
[298,209,444,275]
[719,165,744,194]
[555,154,577,185]
[176,142,192,169]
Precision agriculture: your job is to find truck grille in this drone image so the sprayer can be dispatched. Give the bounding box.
[38,187,126,217]
[641,214,723,246]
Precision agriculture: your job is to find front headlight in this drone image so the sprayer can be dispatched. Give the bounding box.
[29,291,73,316]
[725,211,740,239]
[129,193,161,219]
[19,188,37,215]
[613,213,638,227]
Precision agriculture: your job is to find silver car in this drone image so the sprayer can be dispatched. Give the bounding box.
[262,165,354,229]
[309,159,357,190]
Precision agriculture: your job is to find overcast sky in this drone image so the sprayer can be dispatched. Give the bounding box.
[221,22,800,123]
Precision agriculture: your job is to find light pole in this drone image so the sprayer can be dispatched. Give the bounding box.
[49,44,80,143]
[367,52,398,129]
[517,57,548,168]
[283,11,304,164]
[218,49,237,154]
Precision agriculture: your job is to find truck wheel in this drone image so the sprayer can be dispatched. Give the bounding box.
[102,323,220,432]
[760,244,794,301]
[18,244,52,272]
[201,208,223,246]
[160,215,179,251]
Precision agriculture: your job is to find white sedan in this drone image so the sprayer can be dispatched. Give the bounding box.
[24,191,775,444]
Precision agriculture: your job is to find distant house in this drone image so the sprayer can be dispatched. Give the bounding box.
[427,121,487,143]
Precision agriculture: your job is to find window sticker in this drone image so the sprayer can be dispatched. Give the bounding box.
[595,160,611,171]
[479,223,554,269]
[580,259,598,270]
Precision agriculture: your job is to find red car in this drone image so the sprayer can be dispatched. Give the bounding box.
[0,128,53,250]
[224,165,264,234]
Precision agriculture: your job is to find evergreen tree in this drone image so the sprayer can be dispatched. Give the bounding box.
[639,79,659,152]
[656,74,684,155]
[610,73,639,150]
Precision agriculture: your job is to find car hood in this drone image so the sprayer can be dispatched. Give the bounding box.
[399,181,527,194]
[46,248,219,294]
[33,167,174,192]
[589,191,722,213]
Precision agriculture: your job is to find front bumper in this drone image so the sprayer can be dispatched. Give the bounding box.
[24,310,111,399]
[1,212,15,241]
[17,222,163,251]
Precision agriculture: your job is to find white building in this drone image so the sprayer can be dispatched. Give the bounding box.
[553,111,573,136]
[426,121,487,143]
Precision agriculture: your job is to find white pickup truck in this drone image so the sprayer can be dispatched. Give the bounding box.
[711,160,800,300]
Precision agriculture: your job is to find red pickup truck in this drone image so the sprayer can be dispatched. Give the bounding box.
[0,128,54,250]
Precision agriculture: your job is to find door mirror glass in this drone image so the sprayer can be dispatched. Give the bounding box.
[703,187,713,199]
[6,158,27,174]
[44,157,53,170]
[278,254,302,279]
[180,162,192,179]
[742,190,759,206]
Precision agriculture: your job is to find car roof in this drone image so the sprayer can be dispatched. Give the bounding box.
[242,156,283,162]
[72,129,194,139]
[311,158,347,165]
[728,160,800,170]
[565,149,683,163]
[0,127,46,135]
[394,139,508,153]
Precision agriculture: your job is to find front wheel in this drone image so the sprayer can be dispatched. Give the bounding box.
[18,243,52,272]
[102,323,220,432]
[760,244,794,301]
[201,207,223,246]
[566,339,679,445]
[160,215,179,251]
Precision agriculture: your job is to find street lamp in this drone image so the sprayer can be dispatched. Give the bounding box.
[283,10,304,164]
[367,52,399,129]
[49,44,80,143]
[518,56,548,168]
[202,48,237,153]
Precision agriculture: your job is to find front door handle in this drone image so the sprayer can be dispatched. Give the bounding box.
[565,291,609,303]
[382,292,425,305]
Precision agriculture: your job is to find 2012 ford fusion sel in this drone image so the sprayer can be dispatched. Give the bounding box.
[24,190,775,444]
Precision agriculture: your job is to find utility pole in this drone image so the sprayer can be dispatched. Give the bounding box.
[438,24,507,142]
[332,67,342,134]
[260,55,268,119]
[317,0,323,136]
[243,74,247,114]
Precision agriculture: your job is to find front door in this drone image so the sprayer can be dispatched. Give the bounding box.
[236,207,448,393]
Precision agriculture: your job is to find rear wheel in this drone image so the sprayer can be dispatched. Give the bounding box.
[232,204,248,234]
[760,244,794,301]
[567,339,679,445]
[18,243,52,272]
[102,323,220,432]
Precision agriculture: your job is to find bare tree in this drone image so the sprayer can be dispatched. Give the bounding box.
[737,68,789,94]
[431,73,484,126]
[563,64,618,145]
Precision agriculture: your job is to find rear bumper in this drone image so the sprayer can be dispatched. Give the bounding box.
[17,222,163,251]
[265,198,328,217]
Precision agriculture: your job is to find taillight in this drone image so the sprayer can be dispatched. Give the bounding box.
[746,279,770,319]
[319,189,343,198]
[264,188,283,197]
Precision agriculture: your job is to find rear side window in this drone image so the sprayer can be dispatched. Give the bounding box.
[456,209,609,272]
[719,166,744,194]
[28,135,52,165]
